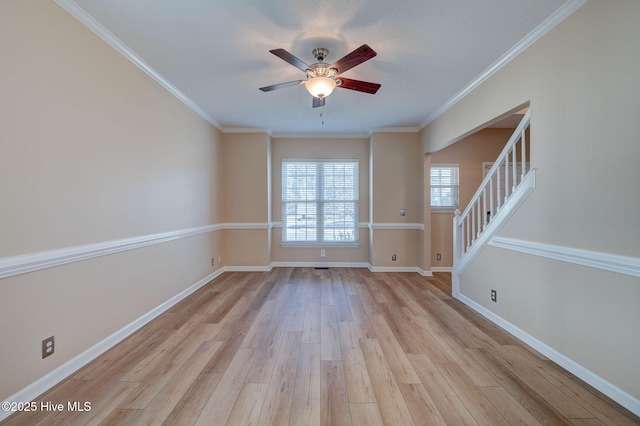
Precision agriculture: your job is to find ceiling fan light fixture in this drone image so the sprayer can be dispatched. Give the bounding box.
[305,76,336,98]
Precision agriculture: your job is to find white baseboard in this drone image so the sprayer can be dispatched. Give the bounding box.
[270,261,370,269]
[431,266,453,273]
[368,266,432,276]
[0,268,224,422]
[454,292,640,417]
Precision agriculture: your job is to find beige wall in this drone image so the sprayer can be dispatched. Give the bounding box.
[369,132,424,269]
[271,137,370,264]
[0,1,223,399]
[221,132,271,267]
[421,0,640,401]
[430,129,514,267]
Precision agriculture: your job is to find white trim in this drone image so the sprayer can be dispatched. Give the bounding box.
[0,223,278,280]
[270,261,370,269]
[453,170,535,276]
[222,222,270,230]
[431,266,453,273]
[0,268,225,423]
[368,266,432,276]
[270,132,371,139]
[0,224,221,280]
[370,223,425,231]
[271,222,370,229]
[419,0,587,129]
[52,0,221,129]
[489,237,640,279]
[222,127,270,134]
[371,127,419,133]
[454,292,640,417]
[225,265,273,272]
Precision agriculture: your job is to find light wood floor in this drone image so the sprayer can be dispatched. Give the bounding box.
[3,268,639,425]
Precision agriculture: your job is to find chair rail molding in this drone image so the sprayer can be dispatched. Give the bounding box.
[489,236,640,278]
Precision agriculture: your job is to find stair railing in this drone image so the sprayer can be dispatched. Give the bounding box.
[453,110,531,267]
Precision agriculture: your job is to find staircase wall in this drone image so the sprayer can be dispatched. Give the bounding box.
[420,0,640,413]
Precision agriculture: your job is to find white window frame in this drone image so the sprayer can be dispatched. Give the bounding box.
[430,164,459,212]
[282,159,359,246]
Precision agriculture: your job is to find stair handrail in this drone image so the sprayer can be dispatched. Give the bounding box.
[458,109,531,224]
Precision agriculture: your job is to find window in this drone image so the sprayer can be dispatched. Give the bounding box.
[431,165,459,209]
[282,160,358,245]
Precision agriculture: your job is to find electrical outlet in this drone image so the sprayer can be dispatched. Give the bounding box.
[42,336,54,359]
[400,209,406,217]
[211,258,215,266]
[436,253,442,261]
[392,254,397,261]
[491,289,497,302]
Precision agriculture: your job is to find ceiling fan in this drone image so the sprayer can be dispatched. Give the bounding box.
[259,44,381,108]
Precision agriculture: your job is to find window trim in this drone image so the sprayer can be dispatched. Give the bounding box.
[430,164,459,212]
[281,159,359,247]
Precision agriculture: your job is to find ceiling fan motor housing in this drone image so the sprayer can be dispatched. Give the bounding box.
[312,47,329,62]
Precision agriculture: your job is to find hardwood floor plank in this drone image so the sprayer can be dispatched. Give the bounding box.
[321,305,342,361]
[96,408,141,426]
[194,347,257,425]
[257,331,302,425]
[413,314,499,387]
[359,338,416,425]
[321,361,352,426]
[349,403,384,426]
[407,354,478,425]
[130,340,221,425]
[436,363,510,425]
[484,344,594,419]
[345,294,376,339]
[467,347,573,425]
[302,297,321,344]
[337,322,376,403]
[290,343,321,426]
[332,286,353,322]
[163,373,223,425]
[398,383,448,425]
[68,381,141,426]
[368,315,421,384]
[4,269,638,426]
[225,383,268,426]
[480,386,543,426]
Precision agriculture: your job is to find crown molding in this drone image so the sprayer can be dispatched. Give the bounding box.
[371,127,419,133]
[52,0,222,130]
[270,132,371,139]
[223,127,271,134]
[419,0,588,129]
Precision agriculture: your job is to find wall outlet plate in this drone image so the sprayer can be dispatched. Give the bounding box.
[42,336,55,359]
[491,289,497,302]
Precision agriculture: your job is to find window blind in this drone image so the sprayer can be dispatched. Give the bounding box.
[282,160,358,244]
[431,165,459,207]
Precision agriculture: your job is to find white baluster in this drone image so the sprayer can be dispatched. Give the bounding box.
[512,144,517,191]
[504,154,510,203]
[521,129,527,179]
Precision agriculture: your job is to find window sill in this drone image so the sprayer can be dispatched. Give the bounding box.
[431,207,458,214]
[281,242,360,248]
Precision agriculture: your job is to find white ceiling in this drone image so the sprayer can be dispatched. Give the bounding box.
[63,0,572,135]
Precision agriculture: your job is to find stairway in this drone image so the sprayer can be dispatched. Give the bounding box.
[452,110,534,296]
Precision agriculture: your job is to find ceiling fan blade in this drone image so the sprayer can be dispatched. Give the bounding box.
[312,97,325,108]
[336,77,381,94]
[259,80,304,92]
[270,49,310,72]
[329,44,377,75]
